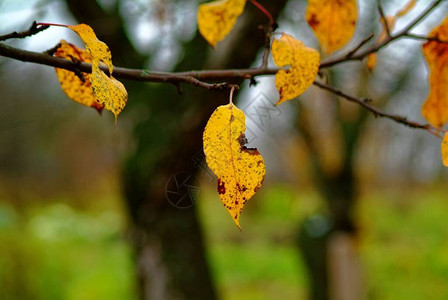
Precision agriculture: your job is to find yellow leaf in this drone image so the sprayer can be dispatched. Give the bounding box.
[197,0,246,48]
[203,103,265,228]
[68,24,113,74]
[54,40,103,112]
[306,0,357,54]
[443,133,448,167]
[422,16,448,127]
[67,24,127,121]
[272,33,320,105]
[91,59,127,122]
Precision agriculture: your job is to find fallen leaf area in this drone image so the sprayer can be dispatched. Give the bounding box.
[203,103,266,229]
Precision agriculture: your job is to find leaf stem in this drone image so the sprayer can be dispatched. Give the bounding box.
[36,22,68,28]
[248,0,274,25]
[229,85,237,104]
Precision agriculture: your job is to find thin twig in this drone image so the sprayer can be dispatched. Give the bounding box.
[313,80,445,137]
[0,21,49,41]
[321,0,444,69]
[405,0,443,32]
[404,33,448,44]
[347,34,375,58]
[377,1,391,37]
[260,22,275,68]
[248,0,275,25]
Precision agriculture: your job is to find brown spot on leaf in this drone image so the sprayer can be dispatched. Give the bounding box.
[308,14,319,28]
[242,146,260,155]
[237,132,248,147]
[217,178,226,195]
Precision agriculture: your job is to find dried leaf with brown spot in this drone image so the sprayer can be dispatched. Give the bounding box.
[203,103,265,229]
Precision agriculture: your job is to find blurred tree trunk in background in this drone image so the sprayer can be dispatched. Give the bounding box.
[296,0,419,293]
[66,0,287,299]
[297,84,367,300]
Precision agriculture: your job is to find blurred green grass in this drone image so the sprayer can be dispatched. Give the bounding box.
[0,185,448,299]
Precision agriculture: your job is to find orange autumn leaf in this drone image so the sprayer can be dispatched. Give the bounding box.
[203,103,265,229]
[54,40,103,112]
[306,0,357,54]
[443,133,448,167]
[422,16,448,127]
[197,0,246,48]
[68,24,127,121]
[367,0,416,70]
[271,33,320,105]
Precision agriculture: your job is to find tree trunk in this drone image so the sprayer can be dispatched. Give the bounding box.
[296,80,366,300]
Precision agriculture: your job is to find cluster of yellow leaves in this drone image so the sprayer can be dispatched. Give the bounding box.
[306,0,357,54]
[198,0,448,227]
[203,103,265,229]
[55,24,127,122]
[198,1,322,227]
[367,0,417,70]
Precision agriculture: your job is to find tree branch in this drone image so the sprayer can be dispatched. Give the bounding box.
[0,42,280,90]
[377,1,391,38]
[313,81,446,137]
[0,0,446,136]
[321,0,444,69]
[0,21,49,41]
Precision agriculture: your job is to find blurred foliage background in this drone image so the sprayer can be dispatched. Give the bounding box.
[1,0,448,299]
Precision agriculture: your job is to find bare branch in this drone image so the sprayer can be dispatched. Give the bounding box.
[0,42,280,90]
[405,0,443,32]
[377,1,391,38]
[321,0,444,69]
[259,22,276,68]
[346,34,375,58]
[313,81,445,137]
[0,21,49,41]
[404,33,448,44]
